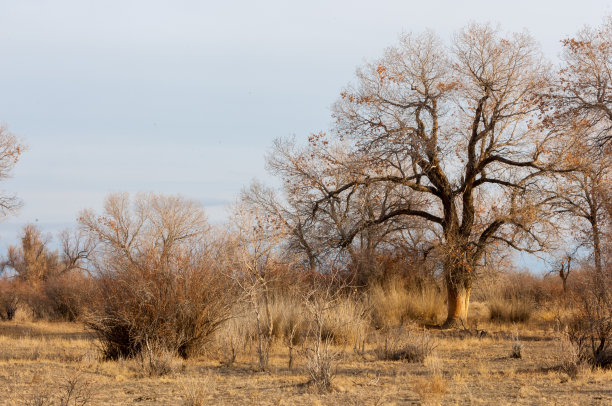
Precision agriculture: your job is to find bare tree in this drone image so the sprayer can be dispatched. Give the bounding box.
[274,25,565,327]
[0,126,25,218]
[0,225,59,282]
[229,198,291,370]
[264,137,435,285]
[551,17,612,147]
[549,142,611,276]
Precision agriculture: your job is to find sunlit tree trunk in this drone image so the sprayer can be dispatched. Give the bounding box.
[443,261,473,328]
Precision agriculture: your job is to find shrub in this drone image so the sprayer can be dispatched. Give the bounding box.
[564,269,612,369]
[43,273,90,322]
[303,339,340,392]
[510,329,523,359]
[0,278,18,320]
[81,193,234,360]
[375,326,437,363]
[86,259,233,360]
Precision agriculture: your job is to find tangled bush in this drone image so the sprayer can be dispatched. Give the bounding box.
[565,270,612,369]
[81,193,234,359]
[0,278,18,320]
[374,325,437,362]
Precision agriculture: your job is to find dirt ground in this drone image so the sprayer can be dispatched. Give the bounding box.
[1,317,611,405]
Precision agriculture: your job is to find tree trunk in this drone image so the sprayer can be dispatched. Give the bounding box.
[443,282,471,328]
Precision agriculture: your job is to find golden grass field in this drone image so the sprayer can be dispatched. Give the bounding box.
[1,306,611,406]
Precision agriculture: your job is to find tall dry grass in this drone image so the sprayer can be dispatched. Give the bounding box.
[368,278,444,328]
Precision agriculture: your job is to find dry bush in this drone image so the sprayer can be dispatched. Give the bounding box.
[0,225,92,322]
[25,371,95,406]
[374,325,437,362]
[81,193,234,360]
[43,273,91,322]
[0,278,19,320]
[564,269,612,369]
[138,342,184,377]
[86,258,233,360]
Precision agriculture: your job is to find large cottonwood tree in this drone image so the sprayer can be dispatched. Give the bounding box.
[283,25,564,327]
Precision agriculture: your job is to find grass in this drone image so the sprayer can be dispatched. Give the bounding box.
[368,279,445,328]
[488,297,535,323]
[1,317,611,405]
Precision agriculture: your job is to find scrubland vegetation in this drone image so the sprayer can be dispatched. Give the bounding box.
[2,18,612,405]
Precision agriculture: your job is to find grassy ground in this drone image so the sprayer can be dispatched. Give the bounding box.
[1,313,611,405]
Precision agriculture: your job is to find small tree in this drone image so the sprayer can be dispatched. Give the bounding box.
[230,197,290,371]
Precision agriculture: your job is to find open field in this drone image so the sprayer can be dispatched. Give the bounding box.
[1,313,611,406]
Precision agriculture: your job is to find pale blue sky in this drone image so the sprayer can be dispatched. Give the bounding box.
[1,0,611,260]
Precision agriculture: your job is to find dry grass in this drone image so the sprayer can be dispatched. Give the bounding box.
[368,279,444,328]
[488,296,535,323]
[1,305,612,405]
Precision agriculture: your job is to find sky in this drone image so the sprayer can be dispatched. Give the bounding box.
[0,0,611,268]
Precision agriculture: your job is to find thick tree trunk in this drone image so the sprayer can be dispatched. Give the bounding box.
[443,282,471,328]
[441,254,473,328]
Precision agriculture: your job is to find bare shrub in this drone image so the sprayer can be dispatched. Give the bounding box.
[81,193,233,360]
[553,327,583,379]
[0,278,18,320]
[43,273,90,322]
[565,269,612,369]
[86,256,232,360]
[375,326,437,362]
[138,342,184,377]
[25,371,95,406]
[510,328,523,359]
